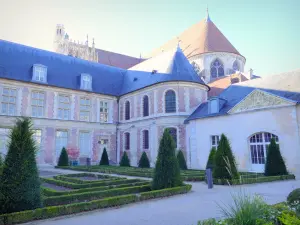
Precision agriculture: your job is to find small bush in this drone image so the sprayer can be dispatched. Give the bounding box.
[120,152,131,167]
[99,148,109,166]
[206,147,216,169]
[177,150,187,170]
[57,147,69,167]
[138,151,150,168]
[265,138,288,176]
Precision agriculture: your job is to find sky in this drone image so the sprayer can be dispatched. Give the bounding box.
[0,0,299,77]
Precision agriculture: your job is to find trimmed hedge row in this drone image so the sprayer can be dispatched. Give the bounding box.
[0,185,192,225]
[54,175,124,184]
[213,174,295,185]
[42,181,151,197]
[41,177,142,189]
[43,185,151,206]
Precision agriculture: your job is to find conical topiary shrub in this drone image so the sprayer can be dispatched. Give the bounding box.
[57,147,69,166]
[152,129,182,190]
[213,134,239,180]
[206,147,217,169]
[177,150,187,170]
[120,151,131,167]
[99,148,109,166]
[138,151,150,168]
[0,117,42,214]
[265,138,288,176]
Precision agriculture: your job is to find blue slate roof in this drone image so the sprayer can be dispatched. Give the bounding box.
[185,69,300,123]
[0,40,207,97]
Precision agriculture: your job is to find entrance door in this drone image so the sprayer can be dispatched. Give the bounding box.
[79,132,91,158]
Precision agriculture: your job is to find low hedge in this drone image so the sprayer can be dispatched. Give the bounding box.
[0,185,192,225]
[41,177,143,189]
[43,185,151,206]
[213,174,295,185]
[42,181,151,197]
[54,175,124,184]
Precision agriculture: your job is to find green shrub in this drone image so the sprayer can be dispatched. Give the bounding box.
[213,134,239,180]
[0,153,3,167]
[206,147,216,169]
[265,138,288,176]
[99,148,109,166]
[53,175,122,184]
[278,211,300,225]
[152,129,182,190]
[57,147,69,167]
[138,151,150,168]
[140,184,191,200]
[177,150,187,170]
[0,118,42,214]
[287,188,300,215]
[120,151,131,167]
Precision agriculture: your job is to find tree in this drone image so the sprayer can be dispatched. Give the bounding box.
[138,151,150,168]
[177,150,187,170]
[152,129,182,190]
[265,138,288,176]
[213,134,239,180]
[0,117,42,214]
[206,147,217,169]
[57,147,69,166]
[120,151,130,167]
[0,153,3,167]
[99,148,109,166]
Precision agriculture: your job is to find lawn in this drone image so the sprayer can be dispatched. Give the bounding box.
[0,173,191,225]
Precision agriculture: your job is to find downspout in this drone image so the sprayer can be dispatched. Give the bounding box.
[115,97,120,165]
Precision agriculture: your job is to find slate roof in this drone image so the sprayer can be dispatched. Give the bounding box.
[0,40,207,97]
[185,69,300,122]
[147,13,243,59]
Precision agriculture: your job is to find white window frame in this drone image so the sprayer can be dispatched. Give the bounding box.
[100,101,109,123]
[211,135,220,149]
[33,64,47,83]
[33,129,42,157]
[79,97,91,121]
[58,94,71,120]
[31,91,45,118]
[55,130,68,159]
[80,73,92,90]
[1,87,17,116]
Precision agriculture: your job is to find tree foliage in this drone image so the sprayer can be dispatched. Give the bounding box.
[0,117,42,214]
[57,147,69,166]
[265,138,288,176]
[99,148,109,166]
[177,150,187,170]
[138,151,150,168]
[120,151,131,167]
[206,147,217,169]
[152,129,182,190]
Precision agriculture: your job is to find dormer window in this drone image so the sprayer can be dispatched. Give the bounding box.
[209,98,219,114]
[32,64,47,83]
[80,73,92,90]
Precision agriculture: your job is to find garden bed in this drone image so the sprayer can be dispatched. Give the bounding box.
[41,183,72,191]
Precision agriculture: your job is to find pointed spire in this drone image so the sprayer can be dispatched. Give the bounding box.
[206,6,211,22]
[177,38,182,51]
[86,34,89,45]
[92,38,95,48]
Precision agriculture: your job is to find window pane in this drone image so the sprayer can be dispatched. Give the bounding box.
[165,90,176,113]
[143,96,149,117]
[125,101,130,120]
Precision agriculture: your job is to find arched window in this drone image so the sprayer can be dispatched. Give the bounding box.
[249,132,279,171]
[167,128,177,148]
[143,95,149,117]
[125,101,130,120]
[233,60,239,72]
[143,130,149,149]
[165,90,176,113]
[124,132,130,150]
[210,59,224,78]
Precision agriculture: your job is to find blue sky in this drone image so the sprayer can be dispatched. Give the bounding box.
[0,0,299,76]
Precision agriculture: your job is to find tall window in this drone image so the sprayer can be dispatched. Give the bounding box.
[55,130,68,159]
[233,60,239,72]
[58,95,70,120]
[143,130,149,149]
[33,65,47,83]
[80,97,91,121]
[211,135,220,149]
[124,132,130,150]
[249,132,279,165]
[100,101,109,123]
[1,87,17,116]
[33,130,42,156]
[31,91,45,117]
[125,101,130,120]
[143,95,149,117]
[79,131,91,156]
[168,128,177,148]
[165,90,176,113]
[210,59,224,78]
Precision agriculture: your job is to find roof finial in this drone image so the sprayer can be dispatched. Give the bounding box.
[177,37,182,51]
[86,34,89,45]
[206,5,211,22]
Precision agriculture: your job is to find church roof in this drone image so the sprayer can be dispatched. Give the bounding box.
[185,69,300,122]
[0,40,207,97]
[147,13,242,59]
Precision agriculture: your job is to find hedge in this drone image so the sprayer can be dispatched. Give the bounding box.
[41,177,143,189]
[60,173,112,179]
[0,185,191,225]
[43,185,151,206]
[213,174,295,185]
[42,181,151,197]
[53,175,123,184]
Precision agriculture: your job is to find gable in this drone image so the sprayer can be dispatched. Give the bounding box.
[228,89,295,114]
